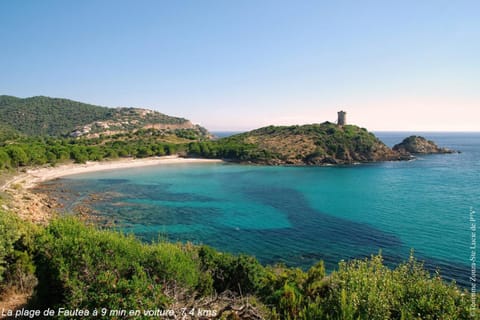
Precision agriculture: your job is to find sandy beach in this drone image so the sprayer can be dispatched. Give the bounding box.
[0,156,223,223]
[1,156,223,191]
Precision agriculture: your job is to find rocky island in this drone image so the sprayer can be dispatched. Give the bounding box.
[393,135,456,154]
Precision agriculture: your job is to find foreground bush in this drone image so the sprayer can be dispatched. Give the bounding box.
[35,218,203,312]
[198,245,266,295]
[0,209,37,295]
[261,255,475,319]
[1,215,476,319]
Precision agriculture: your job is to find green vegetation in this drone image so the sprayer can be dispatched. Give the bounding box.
[0,95,214,170]
[261,256,473,319]
[35,218,196,310]
[0,96,405,168]
[0,95,114,136]
[0,210,476,319]
[185,123,404,165]
[0,95,206,138]
[0,209,37,295]
[0,122,431,171]
[0,128,210,169]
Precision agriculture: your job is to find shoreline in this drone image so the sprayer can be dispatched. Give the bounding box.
[1,156,223,191]
[0,156,223,223]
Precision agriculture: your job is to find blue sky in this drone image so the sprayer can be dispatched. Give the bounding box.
[1,0,478,131]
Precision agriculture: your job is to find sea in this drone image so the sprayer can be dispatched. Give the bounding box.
[40,132,480,287]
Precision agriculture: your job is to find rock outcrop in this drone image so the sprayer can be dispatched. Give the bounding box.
[393,136,455,154]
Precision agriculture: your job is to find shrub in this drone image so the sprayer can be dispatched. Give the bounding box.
[1,212,476,319]
[197,245,266,295]
[35,218,200,311]
[0,149,11,169]
[316,254,474,319]
[0,210,20,282]
[0,209,37,294]
[258,254,476,320]
[6,145,29,167]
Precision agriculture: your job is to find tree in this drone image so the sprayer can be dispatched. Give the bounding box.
[49,145,70,162]
[0,149,11,169]
[45,151,58,165]
[136,146,153,158]
[104,148,119,159]
[28,144,48,165]
[165,144,177,155]
[6,146,29,167]
[154,144,166,156]
[87,147,104,161]
[188,143,201,155]
[70,146,89,164]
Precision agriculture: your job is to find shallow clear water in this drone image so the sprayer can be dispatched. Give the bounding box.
[44,132,480,286]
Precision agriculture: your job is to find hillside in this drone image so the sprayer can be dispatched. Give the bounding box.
[189,122,409,165]
[0,95,208,138]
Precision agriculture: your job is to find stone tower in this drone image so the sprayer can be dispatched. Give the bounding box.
[337,110,347,126]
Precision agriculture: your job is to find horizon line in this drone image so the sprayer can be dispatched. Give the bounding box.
[208,128,480,133]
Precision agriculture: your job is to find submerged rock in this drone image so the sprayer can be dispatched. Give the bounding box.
[393,136,456,154]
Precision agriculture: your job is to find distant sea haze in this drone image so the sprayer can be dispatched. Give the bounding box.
[41,132,480,287]
[211,131,245,138]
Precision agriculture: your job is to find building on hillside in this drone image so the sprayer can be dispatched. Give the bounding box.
[337,110,346,126]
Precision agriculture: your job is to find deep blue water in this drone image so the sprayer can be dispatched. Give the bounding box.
[44,132,480,287]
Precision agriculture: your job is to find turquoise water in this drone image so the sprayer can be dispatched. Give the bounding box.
[44,132,480,286]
